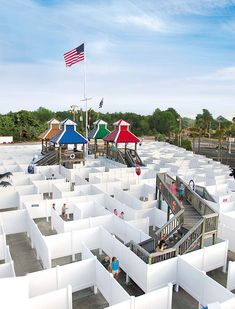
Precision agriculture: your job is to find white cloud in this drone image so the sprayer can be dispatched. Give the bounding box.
[132,0,235,16]
[117,15,166,32]
[0,0,235,120]
[222,20,235,34]
[0,61,235,120]
[212,67,235,81]
[191,67,235,81]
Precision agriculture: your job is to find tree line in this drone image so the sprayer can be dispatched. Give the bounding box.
[0,107,234,144]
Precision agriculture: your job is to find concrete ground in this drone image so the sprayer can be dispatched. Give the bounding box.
[34,217,57,236]
[173,288,198,309]
[73,288,109,309]
[6,233,43,276]
[0,207,17,213]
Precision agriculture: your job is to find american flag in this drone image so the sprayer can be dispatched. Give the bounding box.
[64,43,84,67]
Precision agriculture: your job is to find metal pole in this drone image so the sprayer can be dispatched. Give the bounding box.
[177,117,182,147]
[84,44,88,141]
[179,118,182,147]
[80,44,92,157]
[229,136,232,154]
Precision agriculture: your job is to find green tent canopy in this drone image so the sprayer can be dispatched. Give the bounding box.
[88,120,110,140]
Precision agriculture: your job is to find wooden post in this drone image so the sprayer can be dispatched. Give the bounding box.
[95,139,97,159]
[158,191,162,209]
[200,219,206,248]
[116,143,118,161]
[106,142,109,157]
[83,145,85,165]
[167,204,170,221]
[155,187,158,200]
[59,146,61,164]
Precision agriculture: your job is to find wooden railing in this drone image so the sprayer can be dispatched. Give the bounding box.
[149,248,176,264]
[130,172,219,264]
[130,240,154,264]
[60,150,84,162]
[175,176,218,243]
[131,214,217,265]
[106,147,144,167]
[175,176,215,216]
[195,185,216,203]
[125,148,145,167]
[204,213,218,234]
[156,173,183,214]
[41,144,55,154]
[88,144,95,153]
[174,218,204,255]
[106,148,126,165]
[89,144,106,155]
[129,240,176,264]
[155,209,184,242]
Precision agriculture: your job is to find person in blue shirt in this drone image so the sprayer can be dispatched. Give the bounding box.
[27,164,34,174]
[178,183,185,202]
[111,256,120,279]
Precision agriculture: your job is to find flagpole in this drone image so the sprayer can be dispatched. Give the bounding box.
[84,43,88,158]
[81,43,92,157]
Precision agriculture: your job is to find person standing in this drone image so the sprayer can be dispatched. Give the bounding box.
[178,183,185,202]
[172,200,177,213]
[61,203,68,219]
[111,257,120,279]
[119,211,124,220]
[169,181,177,195]
[101,256,111,271]
[113,209,118,216]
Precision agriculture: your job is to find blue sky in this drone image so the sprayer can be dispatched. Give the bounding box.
[0,0,235,119]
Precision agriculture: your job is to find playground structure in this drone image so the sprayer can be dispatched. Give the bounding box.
[39,118,60,155]
[37,118,145,168]
[35,119,87,168]
[88,119,110,158]
[103,119,145,167]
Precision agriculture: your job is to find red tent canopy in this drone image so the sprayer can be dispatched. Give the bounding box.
[103,119,140,143]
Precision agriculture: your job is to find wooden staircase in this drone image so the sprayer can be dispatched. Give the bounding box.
[130,173,219,264]
[182,204,201,231]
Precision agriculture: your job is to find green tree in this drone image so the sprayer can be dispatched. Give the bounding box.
[151,108,180,136]
[216,116,232,131]
[195,109,213,134]
[0,115,14,136]
[33,107,54,123]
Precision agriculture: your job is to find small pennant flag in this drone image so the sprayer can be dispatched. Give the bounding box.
[64,43,84,67]
[99,98,104,108]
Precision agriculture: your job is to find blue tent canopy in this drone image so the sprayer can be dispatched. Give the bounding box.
[50,119,87,145]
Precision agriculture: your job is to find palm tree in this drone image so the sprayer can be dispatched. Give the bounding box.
[189,128,200,153]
